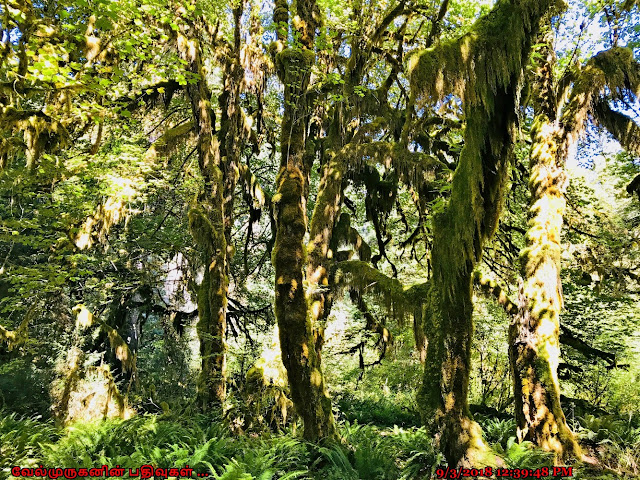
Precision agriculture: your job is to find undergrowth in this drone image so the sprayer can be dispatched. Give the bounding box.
[0,412,438,480]
[2,410,639,479]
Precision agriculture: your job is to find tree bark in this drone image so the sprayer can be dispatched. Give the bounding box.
[272,0,336,441]
[508,28,581,460]
[178,29,228,408]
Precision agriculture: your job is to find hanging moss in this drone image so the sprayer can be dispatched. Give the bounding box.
[50,346,134,425]
[243,325,293,432]
[74,194,135,250]
[409,0,564,111]
[238,164,267,209]
[144,120,195,162]
[331,213,372,262]
[11,114,69,170]
[593,99,640,157]
[346,141,446,192]
[333,260,416,321]
[98,319,136,374]
[560,47,640,153]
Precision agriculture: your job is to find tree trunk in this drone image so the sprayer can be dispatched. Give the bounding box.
[419,96,516,467]
[178,29,228,408]
[272,0,336,441]
[509,30,581,460]
[411,0,560,465]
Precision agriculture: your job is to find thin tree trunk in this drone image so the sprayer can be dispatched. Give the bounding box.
[178,29,228,408]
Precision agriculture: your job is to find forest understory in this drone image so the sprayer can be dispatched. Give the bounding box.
[2,0,640,478]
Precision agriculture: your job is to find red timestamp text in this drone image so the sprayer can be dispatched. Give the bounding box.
[435,466,494,478]
[435,466,574,478]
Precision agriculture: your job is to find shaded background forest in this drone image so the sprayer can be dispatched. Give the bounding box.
[1,0,640,478]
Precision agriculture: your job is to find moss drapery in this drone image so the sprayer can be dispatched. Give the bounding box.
[410,0,561,466]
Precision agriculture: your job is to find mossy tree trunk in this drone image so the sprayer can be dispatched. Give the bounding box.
[307,150,345,329]
[272,0,335,440]
[419,95,517,467]
[272,0,336,441]
[220,5,244,263]
[178,28,228,408]
[411,0,560,466]
[509,29,581,461]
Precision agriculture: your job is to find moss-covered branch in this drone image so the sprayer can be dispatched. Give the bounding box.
[347,141,447,190]
[333,260,409,319]
[592,100,640,157]
[560,47,640,155]
[144,120,195,161]
[473,270,518,315]
[409,0,562,110]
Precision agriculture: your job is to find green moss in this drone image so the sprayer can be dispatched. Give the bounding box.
[594,101,640,156]
[409,0,564,111]
[98,318,135,374]
[275,48,315,83]
[560,47,640,153]
[188,197,228,407]
[345,142,445,192]
[410,0,564,466]
[334,260,417,320]
[331,213,372,262]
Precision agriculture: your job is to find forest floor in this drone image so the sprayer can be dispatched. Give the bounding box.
[1,404,639,480]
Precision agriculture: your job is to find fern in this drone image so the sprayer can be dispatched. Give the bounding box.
[479,417,516,449]
[493,438,554,469]
[315,444,358,480]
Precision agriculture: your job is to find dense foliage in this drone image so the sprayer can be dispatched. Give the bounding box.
[1,0,640,477]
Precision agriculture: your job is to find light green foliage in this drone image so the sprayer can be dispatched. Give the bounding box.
[0,412,446,480]
[494,437,556,469]
[469,300,512,410]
